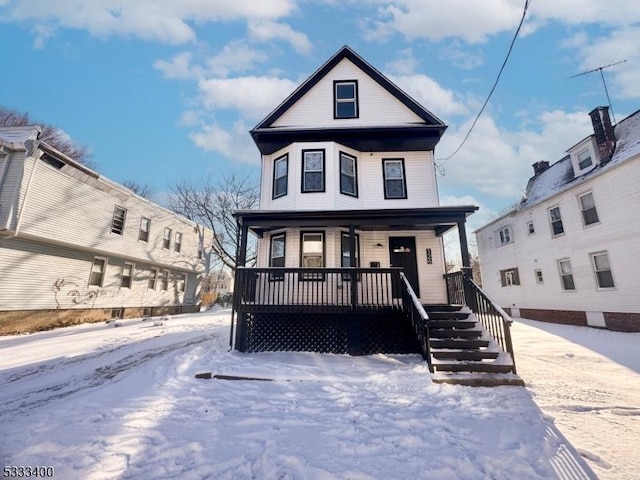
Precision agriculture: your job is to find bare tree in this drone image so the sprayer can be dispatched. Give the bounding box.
[0,106,92,166]
[122,180,156,200]
[169,173,259,272]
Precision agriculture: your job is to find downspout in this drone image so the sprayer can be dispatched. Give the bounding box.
[0,145,16,230]
[11,144,41,237]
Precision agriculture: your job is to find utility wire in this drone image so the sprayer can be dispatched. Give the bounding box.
[436,0,532,175]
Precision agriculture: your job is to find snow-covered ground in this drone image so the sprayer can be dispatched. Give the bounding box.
[0,310,620,479]
[510,318,640,480]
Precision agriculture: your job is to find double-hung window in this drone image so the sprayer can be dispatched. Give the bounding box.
[579,192,599,226]
[340,152,358,197]
[139,217,151,242]
[273,154,288,199]
[163,227,172,249]
[591,252,615,288]
[334,80,358,119]
[178,273,187,293]
[269,233,286,280]
[160,270,170,291]
[549,206,564,236]
[121,263,134,288]
[89,257,107,286]
[558,259,575,291]
[302,150,325,193]
[498,227,512,246]
[300,232,324,280]
[577,149,593,170]
[111,206,127,235]
[148,268,158,290]
[174,232,182,253]
[383,159,407,199]
[500,268,520,287]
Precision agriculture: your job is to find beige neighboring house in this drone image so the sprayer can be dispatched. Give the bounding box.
[0,125,214,333]
[203,269,234,296]
[475,107,640,332]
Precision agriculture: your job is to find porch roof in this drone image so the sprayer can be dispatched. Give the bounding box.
[234,206,478,237]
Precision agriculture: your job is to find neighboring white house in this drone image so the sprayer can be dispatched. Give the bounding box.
[0,125,213,333]
[475,107,640,332]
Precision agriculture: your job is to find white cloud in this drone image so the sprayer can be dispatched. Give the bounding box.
[189,120,259,164]
[385,48,419,75]
[154,51,198,79]
[441,194,497,236]
[205,42,270,77]
[2,0,297,44]
[390,74,470,119]
[197,76,298,121]
[248,20,312,54]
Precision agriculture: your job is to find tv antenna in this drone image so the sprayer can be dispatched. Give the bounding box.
[570,59,627,124]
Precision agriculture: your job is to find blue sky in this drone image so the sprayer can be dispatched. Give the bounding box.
[1,0,639,233]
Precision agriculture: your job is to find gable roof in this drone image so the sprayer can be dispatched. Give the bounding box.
[254,46,445,131]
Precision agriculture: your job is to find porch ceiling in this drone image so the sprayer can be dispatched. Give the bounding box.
[234,206,478,237]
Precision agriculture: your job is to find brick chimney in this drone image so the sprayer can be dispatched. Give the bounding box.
[532,160,550,175]
[589,106,616,164]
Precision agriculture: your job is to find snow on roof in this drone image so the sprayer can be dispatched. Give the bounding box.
[518,108,640,211]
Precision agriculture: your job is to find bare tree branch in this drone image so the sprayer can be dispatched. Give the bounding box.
[122,180,156,200]
[168,173,259,272]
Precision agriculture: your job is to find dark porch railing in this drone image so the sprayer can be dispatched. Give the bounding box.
[444,270,517,373]
[399,272,433,371]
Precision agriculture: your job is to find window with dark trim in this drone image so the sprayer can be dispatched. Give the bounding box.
[139,217,151,242]
[500,268,520,287]
[121,262,134,288]
[591,252,614,289]
[383,159,407,199]
[111,206,127,235]
[89,257,107,286]
[163,227,172,249]
[273,154,288,199]
[341,233,360,281]
[527,221,535,235]
[549,206,564,236]
[558,259,575,291]
[300,231,325,280]
[339,152,358,197]
[269,233,286,280]
[334,80,358,119]
[579,192,599,226]
[302,150,325,193]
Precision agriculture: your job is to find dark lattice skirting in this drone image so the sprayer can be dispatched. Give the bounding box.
[235,308,420,355]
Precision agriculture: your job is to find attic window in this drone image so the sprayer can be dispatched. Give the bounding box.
[41,153,65,169]
[577,149,593,170]
[334,80,358,119]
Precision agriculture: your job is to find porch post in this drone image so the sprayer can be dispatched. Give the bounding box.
[457,218,474,310]
[232,219,250,351]
[347,224,362,355]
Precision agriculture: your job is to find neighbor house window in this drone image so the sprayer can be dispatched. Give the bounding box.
[273,154,288,199]
[89,257,107,286]
[535,269,543,284]
[527,221,535,235]
[498,227,512,246]
[558,259,575,291]
[383,159,407,199]
[579,192,599,226]
[160,270,170,291]
[163,227,172,249]
[341,233,360,281]
[111,206,127,235]
[139,217,151,242]
[269,233,286,280]
[178,273,187,293]
[174,232,182,253]
[591,252,615,289]
[300,232,324,280]
[148,268,158,290]
[549,206,564,236]
[302,150,325,192]
[577,149,593,170]
[500,268,520,287]
[339,152,358,197]
[334,80,358,119]
[121,263,134,289]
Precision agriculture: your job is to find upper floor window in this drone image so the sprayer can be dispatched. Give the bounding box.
[591,252,615,289]
[174,232,182,253]
[558,259,575,291]
[89,257,107,287]
[334,80,358,119]
[579,192,599,226]
[273,154,288,199]
[300,232,324,280]
[549,206,564,236]
[500,267,520,287]
[302,150,325,193]
[139,217,151,242]
[269,233,286,280]
[498,227,512,246]
[111,206,127,235]
[577,149,593,170]
[340,152,358,197]
[383,159,407,199]
[121,263,134,289]
[163,227,172,249]
[527,221,535,235]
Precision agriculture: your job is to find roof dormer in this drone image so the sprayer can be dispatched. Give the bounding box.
[567,136,598,178]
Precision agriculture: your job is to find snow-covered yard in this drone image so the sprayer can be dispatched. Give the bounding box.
[0,310,627,479]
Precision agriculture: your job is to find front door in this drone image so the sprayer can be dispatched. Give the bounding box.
[389,237,420,298]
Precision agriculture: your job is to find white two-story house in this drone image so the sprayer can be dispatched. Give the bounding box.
[0,126,213,334]
[231,46,481,357]
[475,106,640,332]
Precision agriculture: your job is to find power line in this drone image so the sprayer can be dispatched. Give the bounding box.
[436,0,532,175]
